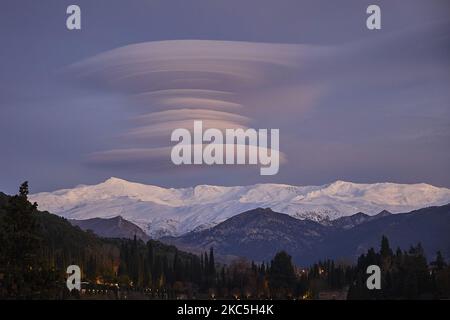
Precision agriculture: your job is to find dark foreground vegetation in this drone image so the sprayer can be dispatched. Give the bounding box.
[0,183,449,299]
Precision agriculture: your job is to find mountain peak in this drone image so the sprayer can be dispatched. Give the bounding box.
[104,177,130,184]
[376,209,392,217]
[69,215,149,242]
[110,215,125,221]
[327,180,357,188]
[331,180,352,185]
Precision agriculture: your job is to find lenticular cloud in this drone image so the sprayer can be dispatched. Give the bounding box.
[67,40,326,168]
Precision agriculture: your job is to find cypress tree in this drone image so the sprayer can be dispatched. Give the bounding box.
[209,247,215,276]
[204,251,209,273]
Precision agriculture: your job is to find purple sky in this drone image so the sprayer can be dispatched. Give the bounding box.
[1,0,449,193]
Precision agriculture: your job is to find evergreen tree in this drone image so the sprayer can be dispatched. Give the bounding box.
[19,181,29,199]
[431,251,446,270]
[268,251,296,298]
[380,235,393,258]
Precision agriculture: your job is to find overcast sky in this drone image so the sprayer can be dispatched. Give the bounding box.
[1,0,449,194]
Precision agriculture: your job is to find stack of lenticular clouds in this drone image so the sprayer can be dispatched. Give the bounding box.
[64,22,450,177]
[66,40,316,169]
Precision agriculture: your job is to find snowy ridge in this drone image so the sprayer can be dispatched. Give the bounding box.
[29,177,450,238]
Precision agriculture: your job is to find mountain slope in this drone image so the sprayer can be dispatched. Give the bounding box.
[329,210,392,229]
[163,205,450,265]
[318,204,450,263]
[0,191,204,298]
[163,208,329,264]
[29,177,450,237]
[69,216,150,242]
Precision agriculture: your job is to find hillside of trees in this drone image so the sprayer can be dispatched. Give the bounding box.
[0,183,449,299]
[348,236,450,299]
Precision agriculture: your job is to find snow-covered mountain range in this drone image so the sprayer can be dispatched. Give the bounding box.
[29,177,450,238]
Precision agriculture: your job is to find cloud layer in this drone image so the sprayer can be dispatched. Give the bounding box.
[68,40,326,169]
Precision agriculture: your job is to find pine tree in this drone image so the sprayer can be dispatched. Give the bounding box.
[19,181,29,199]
